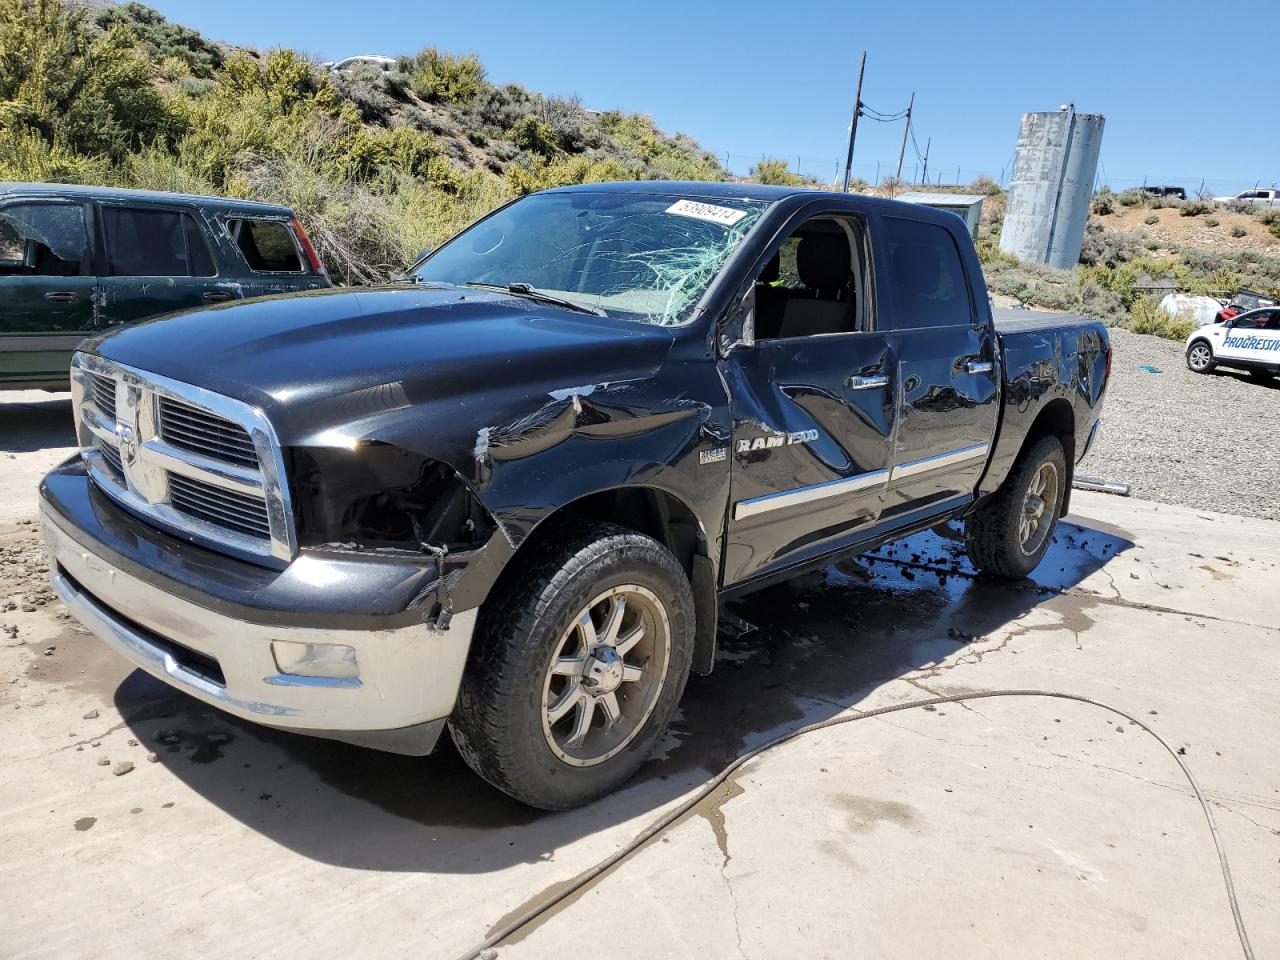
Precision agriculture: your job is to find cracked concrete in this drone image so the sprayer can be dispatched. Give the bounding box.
[1,393,1277,960]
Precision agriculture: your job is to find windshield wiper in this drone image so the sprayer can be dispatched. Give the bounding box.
[466,282,606,317]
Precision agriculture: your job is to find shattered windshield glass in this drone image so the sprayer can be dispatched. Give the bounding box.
[412,192,770,325]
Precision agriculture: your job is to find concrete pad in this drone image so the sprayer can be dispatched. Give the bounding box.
[0,397,1275,960]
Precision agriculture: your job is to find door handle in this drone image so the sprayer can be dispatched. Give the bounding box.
[202,291,233,303]
[847,374,889,390]
[965,360,994,375]
[44,291,78,303]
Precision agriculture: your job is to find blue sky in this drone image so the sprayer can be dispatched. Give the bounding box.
[150,0,1276,195]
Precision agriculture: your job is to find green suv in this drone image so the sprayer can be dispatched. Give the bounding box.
[0,184,330,389]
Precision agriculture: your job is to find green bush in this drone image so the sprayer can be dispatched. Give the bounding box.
[92,1,222,77]
[1128,296,1195,340]
[401,47,485,104]
[0,0,175,164]
[1204,217,1219,227]
[750,159,806,186]
[1091,189,1114,215]
[1249,207,1280,227]
[508,115,557,158]
[1180,200,1212,217]
[1144,214,1159,225]
[1117,189,1145,207]
[1230,225,1247,238]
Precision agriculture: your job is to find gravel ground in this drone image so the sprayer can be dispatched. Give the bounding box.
[1085,327,1280,520]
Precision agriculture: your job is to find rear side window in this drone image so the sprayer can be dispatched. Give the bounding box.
[0,203,87,276]
[881,217,973,330]
[226,219,302,272]
[102,207,216,277]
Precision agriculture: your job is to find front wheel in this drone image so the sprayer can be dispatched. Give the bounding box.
[1186,340,1215,373]
[965,435,1067,579]
[449,523,694,810]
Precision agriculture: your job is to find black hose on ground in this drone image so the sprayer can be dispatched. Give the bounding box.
[455,690,1256,960]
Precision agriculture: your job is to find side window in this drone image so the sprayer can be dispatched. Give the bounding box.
[184,215,216,277]
[0,203,87,277]
[103,207,189,277]
[752,215,873,341]
[882,217,973,330]
[226,219,303,273]
[1234,311,1267,329]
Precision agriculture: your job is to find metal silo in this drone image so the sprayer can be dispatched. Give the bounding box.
[999,107,1105,269]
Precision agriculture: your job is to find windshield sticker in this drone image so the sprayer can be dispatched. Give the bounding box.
[665,199,748,227]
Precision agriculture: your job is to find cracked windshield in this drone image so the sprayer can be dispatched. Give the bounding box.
[411,192,769,325]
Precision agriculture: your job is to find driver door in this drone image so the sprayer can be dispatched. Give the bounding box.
[721,211,895,586]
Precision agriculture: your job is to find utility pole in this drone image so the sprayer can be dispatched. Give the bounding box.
[920,137,931,185]
[894,91,914,180]
[841,51,867,192]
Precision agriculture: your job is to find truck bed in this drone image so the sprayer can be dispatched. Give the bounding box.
[993,307,1094,334]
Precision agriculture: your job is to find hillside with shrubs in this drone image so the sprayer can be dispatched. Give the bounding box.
[960,183,1280,340]
[0,0,727,282]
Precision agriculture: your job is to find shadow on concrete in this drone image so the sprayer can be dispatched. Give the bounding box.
[110,514,1134,875]
[0,393,75,453]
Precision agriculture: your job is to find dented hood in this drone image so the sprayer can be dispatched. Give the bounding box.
[85,285,677,446]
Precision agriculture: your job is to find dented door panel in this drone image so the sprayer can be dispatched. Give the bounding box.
[721,334,896,585]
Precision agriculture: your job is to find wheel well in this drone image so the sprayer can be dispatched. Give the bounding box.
[1021,398,1076,511]
[1023,398,1075,464]
[538,486,706,576]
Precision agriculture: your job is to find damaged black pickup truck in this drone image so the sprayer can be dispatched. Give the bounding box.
[40,182,1110,809]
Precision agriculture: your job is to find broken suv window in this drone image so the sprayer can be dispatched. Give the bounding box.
[412,192,770,325]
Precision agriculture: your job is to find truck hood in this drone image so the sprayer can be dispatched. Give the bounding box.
[86,286,677,448]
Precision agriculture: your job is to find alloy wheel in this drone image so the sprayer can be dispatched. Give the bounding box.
[540,585,671,767]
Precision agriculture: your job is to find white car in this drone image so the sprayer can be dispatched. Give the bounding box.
[1185,307,1280,381]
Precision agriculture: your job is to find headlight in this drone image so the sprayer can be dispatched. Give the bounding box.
[287,444,495,551]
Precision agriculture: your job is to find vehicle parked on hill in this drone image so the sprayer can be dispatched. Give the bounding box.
[1186,307,1280,380]
[39,182,1111,809]
[1212,188,1279,207]
[0,184,328,390]
[1142,185,1187,200]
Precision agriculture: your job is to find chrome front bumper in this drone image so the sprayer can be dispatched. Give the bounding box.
[42,504,477,755]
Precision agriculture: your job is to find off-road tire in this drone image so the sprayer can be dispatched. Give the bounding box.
[1186,340,1215,374]
[965,435,1067,580]
[448,522,695,810]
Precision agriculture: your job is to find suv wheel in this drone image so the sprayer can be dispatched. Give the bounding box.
[965,435,1067,579]
[1186,340,1215,373]
[449,523,694,810]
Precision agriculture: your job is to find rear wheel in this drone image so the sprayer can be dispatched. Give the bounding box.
[965,435,1067,579]
[449,523,694,810]
[1186,340,1215,373]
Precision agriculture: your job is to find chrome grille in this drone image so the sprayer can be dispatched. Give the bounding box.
[69,354,295,565]
[159,396,258,467]
[169,474,271,540]
[90,373,116,416]
[98,441,125,483]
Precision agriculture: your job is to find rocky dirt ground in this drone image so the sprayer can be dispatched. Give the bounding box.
[1100,204,1280,253]
[1087,327,1280,520]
